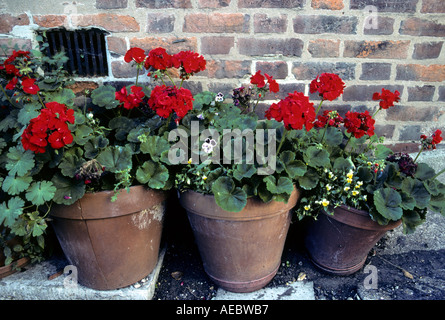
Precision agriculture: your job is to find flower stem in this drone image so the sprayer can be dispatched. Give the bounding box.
[372,107,381,118]
[413,148,423,163]
[276,129,288,155]
[0,84,17,107]
[315,100,323,116]
[432,167,445,180]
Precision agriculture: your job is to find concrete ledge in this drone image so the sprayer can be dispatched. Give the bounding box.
[0,246,166,300]
[409,149,445,184]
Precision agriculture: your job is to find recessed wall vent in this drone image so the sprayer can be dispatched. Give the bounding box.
[38,28,109,77]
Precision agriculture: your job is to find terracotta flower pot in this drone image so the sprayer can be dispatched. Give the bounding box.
[0,226,31,279]
[304,205,402,275]
[179,188,300,293]
[50,185,167,290]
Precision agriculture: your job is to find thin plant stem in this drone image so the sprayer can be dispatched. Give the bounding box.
[315,100,323,115]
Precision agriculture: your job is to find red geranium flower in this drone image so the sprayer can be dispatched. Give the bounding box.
[372,88,400,109]
[265,91,315,131]
[173,51,206,77]
[21,102,74,153]
[265,73,279,93]
[115,85,145,110]
[22,78,40,95]
[314,110,344,128]
[144,47,173,71]
[250,70,266,88]
[148,85,194,120]
[124,47,146,64]
[344,110,375,139]
[421,129,443,150]
[5,77,18,90]
[309,73,345,101]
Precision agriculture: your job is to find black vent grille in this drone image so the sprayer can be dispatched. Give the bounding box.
[39,28,109,77]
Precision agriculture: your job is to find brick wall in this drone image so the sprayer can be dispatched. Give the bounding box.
[1,0,444,151]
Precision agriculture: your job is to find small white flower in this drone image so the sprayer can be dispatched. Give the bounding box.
[87,112,94,119]
[197,113,204,120]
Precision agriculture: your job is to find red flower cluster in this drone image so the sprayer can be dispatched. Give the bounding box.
[344,110,375,139]
[250,70,279,93]
[265,91,315,131]
[420,129,443,150]
[115,85,145,110]
[148,85,194,120]
[314,110,344,128]
[123,47,206,79]
[1,50,40,94]
[309,73,345,101]
[372,88,400,109]
[21,102,75,153]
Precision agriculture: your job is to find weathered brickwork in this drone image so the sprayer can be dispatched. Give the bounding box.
[1,0,444,150]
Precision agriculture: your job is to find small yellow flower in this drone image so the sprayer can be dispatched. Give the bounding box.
[347,170,354,179]
[347,177,353,184]
[326,184,332,191]
[328,171,334,179]
[202,175,207,181]
[352,190,359,196]
[304,205,311,211]
[187,158,192,164]
[321,199,329,207]
[344,186,350,192]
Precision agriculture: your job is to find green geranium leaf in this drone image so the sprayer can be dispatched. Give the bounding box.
[429,193,445,215]
[140,136,170,162]
[91,85,120,109]
[212,176,247,212]
[84,136,109,159]
[401,210,426,234]
[400,191,416,211]
[51,174,85,205]
[264,176,294,195]
[2,175,32,195]
[279,151,306,178]
[0,197,24,227]
[333,156,354,172]
[374,187,403,221]
[304,146,330,168]
[17,102,40,125]
[97,145,133,173]
[109,116,134,141]
[73,125,94,145]
[414,163,436,181]
[5,146,35,177]
[325,127,343,146]
[375,144,393,160]
[59,147,84,177]
[0,111,18,132]
[401,177,431,209]
[357,166,374,184]
[25,181,56,206]
[233,163,256,181]
[297,168,319,190]
[136,161,169,189]
[51,88,76,106]
[193,91,215,111]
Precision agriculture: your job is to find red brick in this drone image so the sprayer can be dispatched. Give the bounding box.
[204,60,251,79]
[254,14,287,33]
[34,15,67,28]
[292,62,355,81]
[407,86,435,102]
[421,0,445,13]
[201,37,234,55]
[75,13,139,32]
[107,37,127,56]
[412,42,443,60]
[255,61,288,79]
[147,13,175,33]
[293,15,357,34]
[183,13,250,33]
[198,0,231,8]
[0,14,29,33]
[396,64,445,82]
[238,38,303,57]
[308,39,340,57]
[129,37,198,54]
[343,40,410,59]
[239,0,303,8]
[311,0,344,10]
[360,63,391,80]
[399,18,445,37]
[363,17,394,35]
[136,0,191,8]
[350,0,417,13]
[96,0,128,9]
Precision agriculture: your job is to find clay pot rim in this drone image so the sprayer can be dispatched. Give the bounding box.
[322,204,402,231]
[179,187,300,221]
[50,184,168,220]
